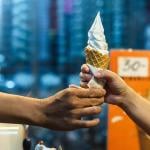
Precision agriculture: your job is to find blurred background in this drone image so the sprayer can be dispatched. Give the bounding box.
[0,0,150,149]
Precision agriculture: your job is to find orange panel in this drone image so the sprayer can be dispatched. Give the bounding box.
[107,50,150,150]
[108,105,140,150]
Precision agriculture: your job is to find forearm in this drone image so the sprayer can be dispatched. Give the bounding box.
[121,88,150,134]
[0,92,42,125]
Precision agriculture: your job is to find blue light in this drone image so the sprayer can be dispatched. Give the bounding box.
[6,81,15,89]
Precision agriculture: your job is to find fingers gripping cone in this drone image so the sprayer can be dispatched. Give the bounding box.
[85,12,110,88]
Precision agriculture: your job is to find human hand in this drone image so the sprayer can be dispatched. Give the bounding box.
[80,64,133,107]
[36,87,105,131]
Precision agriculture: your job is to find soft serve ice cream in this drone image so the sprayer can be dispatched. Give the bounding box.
[87,12,108,54]
[85,12,109,88]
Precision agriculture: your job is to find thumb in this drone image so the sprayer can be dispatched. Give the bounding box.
[94,70,117,82]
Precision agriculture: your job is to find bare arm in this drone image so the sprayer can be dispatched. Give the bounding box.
[0,87,105,131]
[0,92,40,125]
[122,88,150,134]
[80,64,150,134]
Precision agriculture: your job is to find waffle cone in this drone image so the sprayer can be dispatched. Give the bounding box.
[85,47,109,69]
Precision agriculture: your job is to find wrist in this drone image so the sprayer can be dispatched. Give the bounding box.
[18,97,45,126]
[0,93,47,125]
[29,97,54,128]
[119,87,139,111]
[28,98,46,126]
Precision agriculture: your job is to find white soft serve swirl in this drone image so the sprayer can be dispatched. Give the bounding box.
[88,12,108,54]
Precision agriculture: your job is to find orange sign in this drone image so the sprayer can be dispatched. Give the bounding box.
[108,50,150,150]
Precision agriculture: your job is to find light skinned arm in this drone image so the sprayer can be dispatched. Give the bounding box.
[121,88,150,135]
[0,87,105,131]
[80,64,150,135]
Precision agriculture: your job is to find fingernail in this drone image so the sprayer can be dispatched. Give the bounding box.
[85,67,89,72]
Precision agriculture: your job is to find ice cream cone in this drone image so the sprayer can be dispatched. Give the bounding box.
[83,12,110,88]
[85,46,109,70]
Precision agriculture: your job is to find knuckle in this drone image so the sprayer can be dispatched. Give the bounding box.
[91,89,105,97]
[90,90,97,96]
[89,88,98,95]
[88,92,96,98]
[67,99,78,108]
[69,110,78,117]
[81,64,86,70]
[84,74,88,80]
[84,122,91,128]
[65,88,73,96]
[97,89,105,97]
[80,73,91,81]
[92,106,101,114]
[71,100,79,108]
